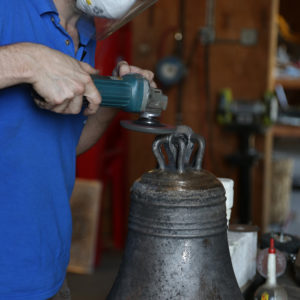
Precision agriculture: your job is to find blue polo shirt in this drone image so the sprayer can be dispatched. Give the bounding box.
[0,1,96,299]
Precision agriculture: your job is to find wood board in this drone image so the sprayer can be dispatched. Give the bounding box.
[67,179,102,274]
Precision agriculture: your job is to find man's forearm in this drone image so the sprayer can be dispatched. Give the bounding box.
[76,107,118,155]
[0,43,101,115]
[0,43,37,88]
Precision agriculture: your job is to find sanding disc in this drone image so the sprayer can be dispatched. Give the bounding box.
[120,119,175,134]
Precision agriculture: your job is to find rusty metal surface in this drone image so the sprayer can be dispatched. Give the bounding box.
[107,126,243,299]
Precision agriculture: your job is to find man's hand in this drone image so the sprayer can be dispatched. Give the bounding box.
[29,44,101,115]
[113,60,157,88]
[77,61,157,155]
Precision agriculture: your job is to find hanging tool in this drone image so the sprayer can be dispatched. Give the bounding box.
[33,73,174,134]
[155,0,187,89]
[155,28,187,88]
[155,0,187,125]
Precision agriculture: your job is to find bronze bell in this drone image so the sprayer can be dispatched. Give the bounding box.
[107,126,243,299]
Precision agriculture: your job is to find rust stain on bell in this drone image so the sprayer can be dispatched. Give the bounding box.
[107,126,243,299]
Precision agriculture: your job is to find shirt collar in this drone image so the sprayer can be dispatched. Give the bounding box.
[77,16,96,46]
[33,1,95,46]
[33,0,58,16]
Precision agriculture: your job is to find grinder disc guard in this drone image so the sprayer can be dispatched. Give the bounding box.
[121,117,175,134]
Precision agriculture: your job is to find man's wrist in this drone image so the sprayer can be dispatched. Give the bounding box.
[17,43,43,85]
[0,43,40,88]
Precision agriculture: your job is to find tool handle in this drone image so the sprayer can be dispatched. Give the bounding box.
[31,74,147,113]
[92,74,146,112]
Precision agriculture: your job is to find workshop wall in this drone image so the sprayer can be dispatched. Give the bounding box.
[207,0,276,227]
[128,0,206,182]
[128,0,276,229]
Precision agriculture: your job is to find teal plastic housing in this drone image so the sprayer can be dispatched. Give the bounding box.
[93,74,146,113]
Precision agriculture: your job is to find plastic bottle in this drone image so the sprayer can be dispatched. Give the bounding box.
[254,238,288,300]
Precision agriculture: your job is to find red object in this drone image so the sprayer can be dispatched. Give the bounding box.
[76,25,132,263]
[269,238,276,254]
[95,25,132,76]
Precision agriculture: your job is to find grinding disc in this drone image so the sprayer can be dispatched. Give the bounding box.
[120,119,175,134]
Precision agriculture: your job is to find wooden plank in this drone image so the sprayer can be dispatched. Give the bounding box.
[261,128,274,231]
[261,0,279,232]
[275,77,300,90]
[68,179,102,274]
[267,0,279,91]
[211,0,276,98]
[273,124,300,138]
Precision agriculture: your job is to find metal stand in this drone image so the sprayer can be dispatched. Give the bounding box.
[226,124,263,224]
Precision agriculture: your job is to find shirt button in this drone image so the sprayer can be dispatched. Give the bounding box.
[51,16,55,23]
[65,39,70,46]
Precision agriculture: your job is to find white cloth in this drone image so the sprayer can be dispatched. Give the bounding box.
[76,0,136,18]
[218,178,234,226]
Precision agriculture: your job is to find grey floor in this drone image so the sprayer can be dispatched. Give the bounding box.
[67,251,122,300]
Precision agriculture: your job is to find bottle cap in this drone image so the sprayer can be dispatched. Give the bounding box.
[269,237,276,254]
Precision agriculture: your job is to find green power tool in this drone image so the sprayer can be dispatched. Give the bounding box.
[33,73,174,134]
[91,73,174,134]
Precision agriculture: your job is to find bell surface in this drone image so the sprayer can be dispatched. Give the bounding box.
[107,126,243,299]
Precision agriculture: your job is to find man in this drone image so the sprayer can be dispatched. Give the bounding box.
[0,0,156,299]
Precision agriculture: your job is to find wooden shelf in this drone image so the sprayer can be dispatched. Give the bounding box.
[272,123,300,138]
[275,76,300,89]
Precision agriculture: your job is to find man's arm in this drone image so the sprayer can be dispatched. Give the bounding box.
[0,43,35,88]
[76,107,117,155]
[76,61,156,155]
[0,43,101,115]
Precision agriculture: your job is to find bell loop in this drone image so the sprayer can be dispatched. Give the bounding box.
[152,125,206,173]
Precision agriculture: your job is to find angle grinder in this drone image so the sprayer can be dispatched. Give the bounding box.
[32,73,174,134]
[91,73,174,134]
